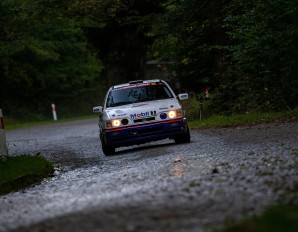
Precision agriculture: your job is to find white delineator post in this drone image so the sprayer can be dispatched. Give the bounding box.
[0,109,8,156]
[51,104,57,121]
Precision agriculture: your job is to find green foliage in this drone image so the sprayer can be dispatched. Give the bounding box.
[1,0,297,118]
[0,154,54,195]
[0,0,168,120]
[80,0,166,85]
[4,114,97,130]
[222,204,298,232]
[0,0,103,120]
[180,92,213,121]
[188,108,298,128]
[151,0,227,92]
[151,0,298,113]
[215,0,298,113]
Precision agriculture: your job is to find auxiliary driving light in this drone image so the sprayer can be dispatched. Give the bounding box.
[121,118,129,125]
[168,110,176,119]
[160,112,167,120]
[112,119,121,127]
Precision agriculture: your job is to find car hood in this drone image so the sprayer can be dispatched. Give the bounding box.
[105,98,180,119]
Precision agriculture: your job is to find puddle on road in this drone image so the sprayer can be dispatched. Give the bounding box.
[172,156,184,177]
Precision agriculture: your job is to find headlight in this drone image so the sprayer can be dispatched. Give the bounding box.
[112,119,121,127]
[168,110,176,119]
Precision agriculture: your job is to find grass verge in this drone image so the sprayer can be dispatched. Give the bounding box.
[0,154,54,195]
[189,108,298,128]
[4,109,297,130]
[221,204,298,232]
[4,114,97,130]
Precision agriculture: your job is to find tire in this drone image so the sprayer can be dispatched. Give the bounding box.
[101,135,115,156]
[174,126,190,144]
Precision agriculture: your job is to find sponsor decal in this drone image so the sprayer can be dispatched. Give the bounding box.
[130,112,150,118]
[112,83,151,92]
[117,113,127,117]
[112,83,165,92]
[132,103,148,108]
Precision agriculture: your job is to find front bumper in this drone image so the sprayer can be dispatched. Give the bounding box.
[102,118,188,147]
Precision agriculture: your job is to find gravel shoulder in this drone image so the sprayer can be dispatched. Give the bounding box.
[0,120,297,232]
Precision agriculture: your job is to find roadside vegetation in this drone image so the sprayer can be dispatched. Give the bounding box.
[221,204,298,232]
[4,114,97,130]
[1,0,297,121]
[0,154,54,195]
[188,108,298,129]
[4,107,297,131]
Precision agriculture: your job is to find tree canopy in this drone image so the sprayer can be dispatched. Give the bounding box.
[151,0,298,112]
[0,0,297,119]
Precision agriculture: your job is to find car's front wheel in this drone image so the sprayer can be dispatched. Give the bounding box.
[101,135,115,156]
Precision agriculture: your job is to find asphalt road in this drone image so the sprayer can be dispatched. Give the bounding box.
[0,118,297,232]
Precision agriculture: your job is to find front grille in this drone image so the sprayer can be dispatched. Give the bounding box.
[133,117,155,124]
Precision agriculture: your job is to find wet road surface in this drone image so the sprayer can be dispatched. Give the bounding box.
[0,118,298,232]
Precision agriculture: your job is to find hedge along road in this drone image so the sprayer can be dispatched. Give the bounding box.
[0,118,297,232]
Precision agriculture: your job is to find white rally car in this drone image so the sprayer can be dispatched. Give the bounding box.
[93,79,190,155]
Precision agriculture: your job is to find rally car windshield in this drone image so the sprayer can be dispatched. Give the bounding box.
[106,84,174,108]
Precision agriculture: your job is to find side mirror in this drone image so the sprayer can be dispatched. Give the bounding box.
[93,106,103,113]
[178,93,188,101]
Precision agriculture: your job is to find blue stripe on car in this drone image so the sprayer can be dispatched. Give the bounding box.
[103,118,187,147]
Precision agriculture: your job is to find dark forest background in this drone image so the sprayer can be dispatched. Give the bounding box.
[1,0,297,120]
